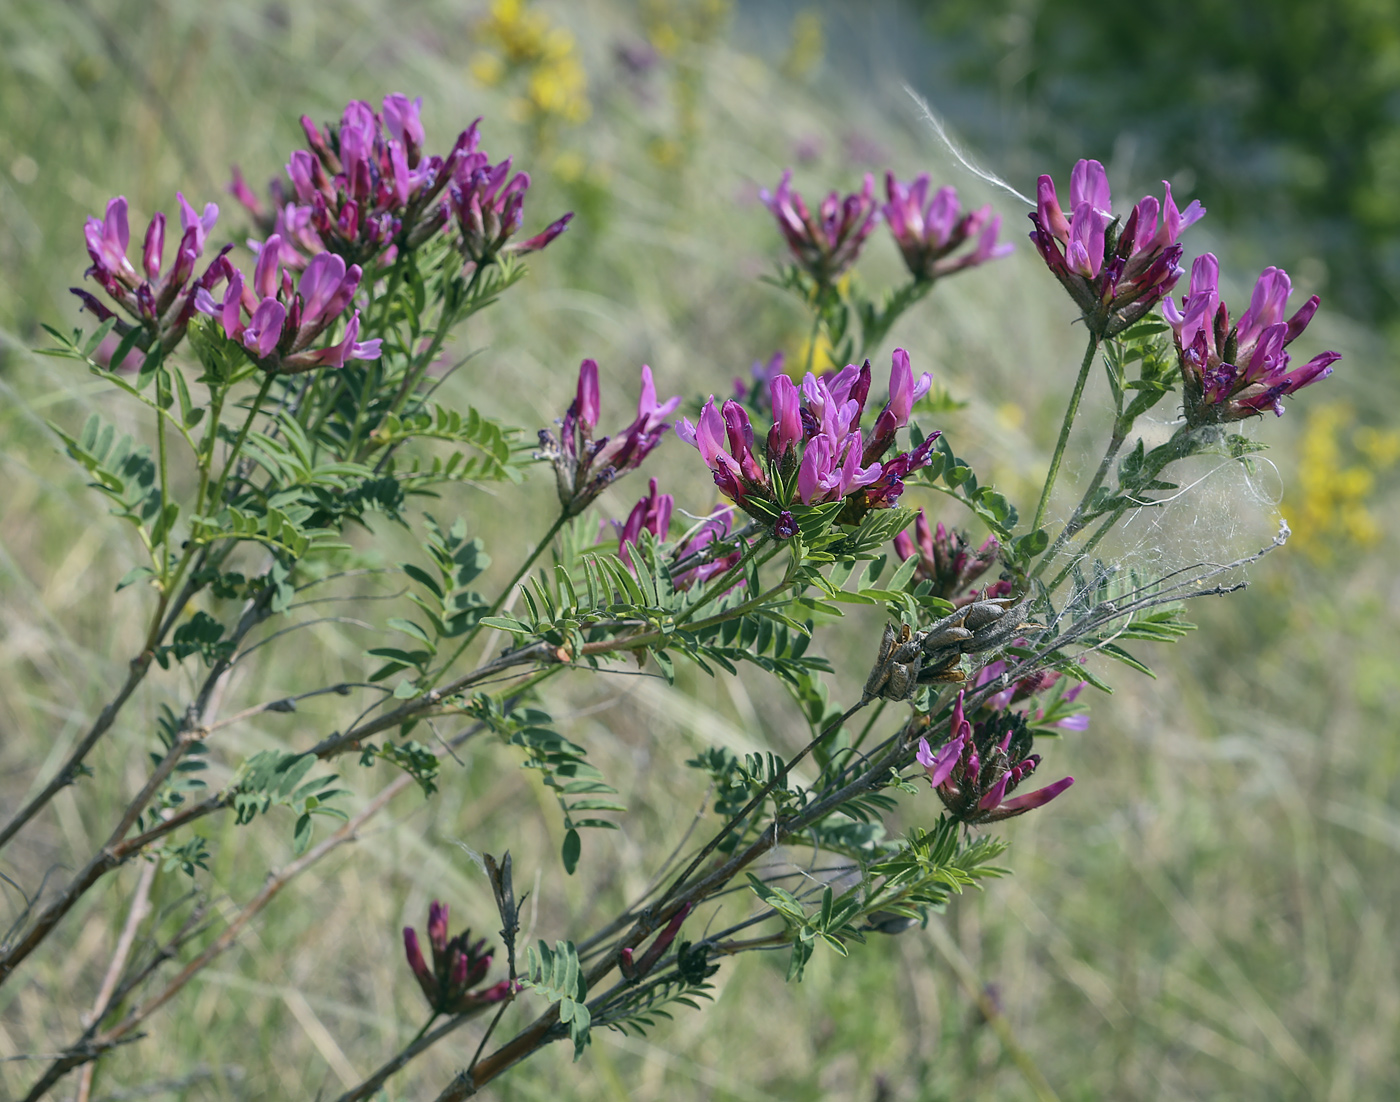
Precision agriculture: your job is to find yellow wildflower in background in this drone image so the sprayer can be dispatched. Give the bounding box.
[641,0,732,56]
[781,10,825,81]
[471,0,591,134]
[1282,402,1399,560]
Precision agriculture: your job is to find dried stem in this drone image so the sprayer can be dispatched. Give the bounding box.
[74,858,157,1102]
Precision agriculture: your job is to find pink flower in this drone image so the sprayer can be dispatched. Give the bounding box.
[918,691,1074,825]
[403,900,513,1014]
[679,349,941,532]
[1029,159,1205,338]
[883,173,1013,282]
[760,170,878,286]
[610,478,674,569]
[539,361,681,516]
[1162,254,1339,421]
[194,233,378,372]
[75,193,232,356]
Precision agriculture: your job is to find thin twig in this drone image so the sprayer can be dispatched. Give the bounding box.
[74,859,157,1102]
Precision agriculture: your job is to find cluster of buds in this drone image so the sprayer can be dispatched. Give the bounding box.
[893,510,1002,604]
[1162,254,1340,423]
[761,170,878,287]
[74,194,233,358]
[678,349,941,535]
[195,236,380,372]
[402,901,513,1014]
[1029,159,1205,339]
[229,94,570,271]
[916,691,1074,824]
[537,359,681,517]
[448,150,573,265]
[883,173,1013,283]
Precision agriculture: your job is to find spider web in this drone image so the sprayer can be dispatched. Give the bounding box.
[1045,411,1287,634]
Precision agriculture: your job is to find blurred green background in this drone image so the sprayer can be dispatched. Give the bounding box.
[2,1,1398,1099]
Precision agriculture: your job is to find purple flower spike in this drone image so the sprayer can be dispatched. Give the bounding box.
[196,232,375,374]
[539,361,681,516]
[919,690,1073,825]
[761,169,878,287]
[882,173,1013,283]
[229,97,543,273]
[403,900,509,1015]
[682,349,941,526]
[1163,255,1339,421]
[77,192,231,357]
[1029,159,1204,338]
[893,510,1000,604]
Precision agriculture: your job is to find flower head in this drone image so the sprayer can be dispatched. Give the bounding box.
[893,510,1000,602]
[538,360,681,516]
[403,900,514,1014]
[883,173,1012,282]
[226,95,570,272]
[1029,159,1204,338]
[915,690,1073,825]
[678,349,940,534]
[761,170,878,286]
[1162,254,1340,422]
[75,193,232,356]
[194,235,380,372]
[449,152,574,264]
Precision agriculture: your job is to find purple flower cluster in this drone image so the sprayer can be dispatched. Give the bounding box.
[1029,159,1204,338]
[678,349,940,533]
[74,194,233,357]
[883,173,1013,283]
[195,239,380,372]
[230,94,571,271]
[761,170,1011,288]
[1163,254,1340,422]
[538,359,681,517]
[402,900,513,1014]
[893,509,1004,604]
[916,690,1074,825]
[761,170,879,287]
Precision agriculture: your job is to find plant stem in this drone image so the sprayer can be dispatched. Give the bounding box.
[433,511,570,681]
[803,309,822,376]
[1031,334,1100,536]
[1032,425,1129,581]
[155,374,170,577]
[205,372,274,518]
[670,533,774,628]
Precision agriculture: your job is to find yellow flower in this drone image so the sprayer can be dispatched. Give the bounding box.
[1280,402,1394,561]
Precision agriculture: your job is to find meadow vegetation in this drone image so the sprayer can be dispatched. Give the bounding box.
[1,2,1397,1099]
